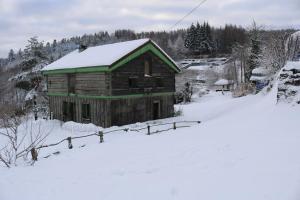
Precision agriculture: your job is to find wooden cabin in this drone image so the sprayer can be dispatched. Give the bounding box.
[42,39,180,127]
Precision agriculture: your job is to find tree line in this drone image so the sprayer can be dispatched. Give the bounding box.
[0,23,250,70]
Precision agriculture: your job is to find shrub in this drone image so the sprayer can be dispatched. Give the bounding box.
[15,80,32,91]
[173,107,183,117]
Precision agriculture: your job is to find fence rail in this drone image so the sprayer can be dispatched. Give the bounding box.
[30,120,201,161]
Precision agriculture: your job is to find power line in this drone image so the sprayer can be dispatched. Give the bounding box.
[169,0,208,30]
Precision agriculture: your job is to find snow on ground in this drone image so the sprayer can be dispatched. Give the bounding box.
[1,88,300,200]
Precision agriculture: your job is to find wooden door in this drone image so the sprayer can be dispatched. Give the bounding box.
[153,101,160,120]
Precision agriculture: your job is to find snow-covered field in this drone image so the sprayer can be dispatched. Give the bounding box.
[1,88,300,200]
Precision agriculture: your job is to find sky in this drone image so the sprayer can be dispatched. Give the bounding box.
[0,0,300,58]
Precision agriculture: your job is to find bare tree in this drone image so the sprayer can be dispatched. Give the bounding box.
[260,31,289,73]
[0,104,52,167]
[231,44,250,84]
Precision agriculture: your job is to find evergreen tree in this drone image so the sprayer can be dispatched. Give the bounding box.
[17,49,23,59]
[246,22,262,82]
[24,36,46,60]
[198,22,215,55]
[198,23,207,54]
[8,49,15,62]
[184,23,197,52]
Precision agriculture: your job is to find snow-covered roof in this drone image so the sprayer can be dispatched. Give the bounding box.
[42,39,179,72]
[290,31,300,40]
[283,61,300,71]
[250,75,269,81]
[252,67,269,75]
[214,79,231,85]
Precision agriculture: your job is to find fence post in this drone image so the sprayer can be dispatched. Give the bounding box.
[99,131,104,143]
[67,137,73,149]
[31,148,38,161]
[147,125,150,135]
[173,122,176,130]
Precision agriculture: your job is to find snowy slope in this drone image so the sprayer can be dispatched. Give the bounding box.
[1,90,300,200]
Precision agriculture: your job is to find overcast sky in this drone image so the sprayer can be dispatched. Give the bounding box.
[0,0,300,58]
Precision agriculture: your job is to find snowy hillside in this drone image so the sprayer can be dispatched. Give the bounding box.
[1,86,300,200]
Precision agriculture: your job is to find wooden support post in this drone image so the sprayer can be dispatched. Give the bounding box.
[173,122,176,130]
[99,131,104,143]
[147,125,150,135]
[31,148,38,161]
[67,137,73,149]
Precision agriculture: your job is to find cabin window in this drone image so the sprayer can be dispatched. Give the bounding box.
[82,103,91,122]
[144,58,152,76]
[67,74,76,94]
[62,101,76,121]
[128,77,138,88]
[155,77,164,87]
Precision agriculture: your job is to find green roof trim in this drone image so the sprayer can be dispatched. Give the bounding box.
[42,41,180,75]
[43,65,110,75]
[47,92,174,99]
[110,42,180,73]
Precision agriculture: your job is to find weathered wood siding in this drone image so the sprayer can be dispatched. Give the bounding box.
[49,96,111,127]
[111,51,175,95]
[111,95,174,126]
[75,73,110,96]
[47,74,68,93]
[47,51,176,127]
[47,72,110,96]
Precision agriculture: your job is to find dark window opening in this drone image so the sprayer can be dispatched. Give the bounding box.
[153,101,161,120]
[144,58,152,76]
[63,101,68,118]
[128,77,138,88]
[155,77,164,87]
[63,101,76,122]
[82,103,91,122]
[68,74,76,94]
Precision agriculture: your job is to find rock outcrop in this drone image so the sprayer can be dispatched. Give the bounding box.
[277,62,300,105]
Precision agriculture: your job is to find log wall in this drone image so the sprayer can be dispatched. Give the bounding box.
[47,72,109,96]
[111,51,175,95]
[49,96,111,127]
[111,95,174,126]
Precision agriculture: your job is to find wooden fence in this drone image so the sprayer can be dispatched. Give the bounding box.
[30,120,201,161]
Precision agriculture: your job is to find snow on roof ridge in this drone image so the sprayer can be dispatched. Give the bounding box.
[42,38,151,71]
[284,61,300,70]
[291,31,300,39]
[214,79,231,85]
[252,67,269,75]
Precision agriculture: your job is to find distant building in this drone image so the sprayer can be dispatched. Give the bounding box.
[42,39,180,127]
[214,79,234,92]
[250,67,270,92]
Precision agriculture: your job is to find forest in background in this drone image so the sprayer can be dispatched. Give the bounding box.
[0,22,297,106]
[0,23,255,69]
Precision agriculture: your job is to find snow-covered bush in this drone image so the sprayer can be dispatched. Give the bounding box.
[173,107,183,117]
